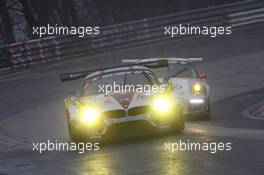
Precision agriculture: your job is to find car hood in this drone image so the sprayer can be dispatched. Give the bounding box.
[78,92,151,111]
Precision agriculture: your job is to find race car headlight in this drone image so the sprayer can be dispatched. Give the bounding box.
[192,83,203,95]
[151,95,172,113]
[80,107,101,124]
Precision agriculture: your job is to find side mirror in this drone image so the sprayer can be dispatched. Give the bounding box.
[198,73,207,79]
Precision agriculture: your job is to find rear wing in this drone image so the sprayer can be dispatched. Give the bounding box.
[60,60,168,82]
[122,57,203,64]
[60,70,93,81]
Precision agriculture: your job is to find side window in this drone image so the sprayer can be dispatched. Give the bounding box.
[169,64,197,78]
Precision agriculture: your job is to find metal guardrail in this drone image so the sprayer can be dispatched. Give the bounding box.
[0,0,264,74]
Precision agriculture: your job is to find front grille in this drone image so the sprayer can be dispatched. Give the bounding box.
[128,105,150,116]
[103,110,126,118]
[103,106,149,119]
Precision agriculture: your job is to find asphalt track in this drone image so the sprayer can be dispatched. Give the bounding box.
[0,25,264,175]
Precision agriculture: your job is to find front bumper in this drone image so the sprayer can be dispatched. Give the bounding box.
[183,98,209,116]
[70,111,184,141]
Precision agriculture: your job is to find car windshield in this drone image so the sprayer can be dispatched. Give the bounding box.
[83,69,158,96]
[153,63,197,80]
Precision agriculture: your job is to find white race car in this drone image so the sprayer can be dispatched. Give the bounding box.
[122,58,211,120]
[61,64,185,142]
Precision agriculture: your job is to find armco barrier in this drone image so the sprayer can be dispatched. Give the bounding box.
[0,0,264,74]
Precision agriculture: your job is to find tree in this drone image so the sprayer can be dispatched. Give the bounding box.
[0,0,15,43]
[59,0,79,26]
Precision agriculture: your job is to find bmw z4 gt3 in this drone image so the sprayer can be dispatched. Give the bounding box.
[61,65,185,142]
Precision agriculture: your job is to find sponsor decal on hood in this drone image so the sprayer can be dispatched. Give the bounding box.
[111,92,135,109]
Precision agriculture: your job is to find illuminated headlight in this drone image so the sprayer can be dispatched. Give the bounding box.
[80,107,101,124]
[192,83,203,95]
[152,95,172,113]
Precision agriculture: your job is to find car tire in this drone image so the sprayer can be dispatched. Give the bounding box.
[172,109,185,131]
[66,110,84,143]
[204,99,211,120]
